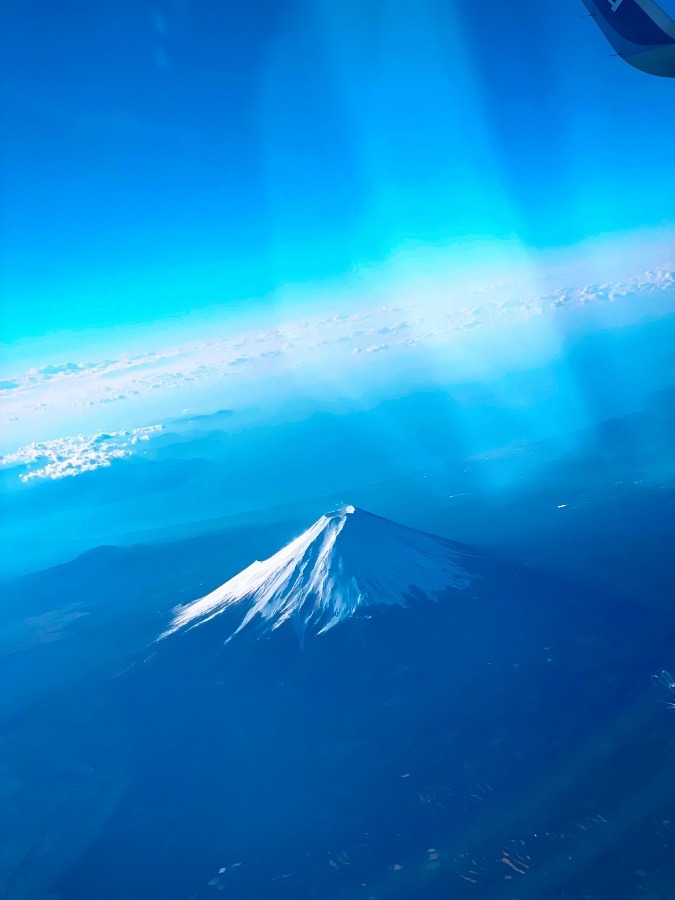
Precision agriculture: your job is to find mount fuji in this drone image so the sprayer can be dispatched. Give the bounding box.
[165,505,476,641]
[42,509,675,900]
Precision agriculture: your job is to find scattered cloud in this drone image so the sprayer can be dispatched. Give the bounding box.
[2,425,163,482]
[0,261,673,466]
[36,362,98,378]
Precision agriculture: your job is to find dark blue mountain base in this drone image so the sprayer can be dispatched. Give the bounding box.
[48,552,675,900]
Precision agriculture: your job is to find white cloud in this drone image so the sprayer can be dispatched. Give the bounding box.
[0,260,673,458]
[2,425,163,482]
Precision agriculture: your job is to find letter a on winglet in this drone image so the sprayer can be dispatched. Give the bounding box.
[581,0,675,76]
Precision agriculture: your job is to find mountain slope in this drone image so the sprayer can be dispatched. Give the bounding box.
[165,505,475,640]
[34,510,675,900]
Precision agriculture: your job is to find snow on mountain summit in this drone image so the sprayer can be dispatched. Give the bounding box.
[164,506,475,641]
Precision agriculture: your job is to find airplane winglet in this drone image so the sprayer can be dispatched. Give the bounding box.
[581,0,675,76]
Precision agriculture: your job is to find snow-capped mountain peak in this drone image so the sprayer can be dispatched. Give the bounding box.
[164,506,475,641]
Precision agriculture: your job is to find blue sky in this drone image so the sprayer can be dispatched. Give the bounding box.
[2,0,674,351]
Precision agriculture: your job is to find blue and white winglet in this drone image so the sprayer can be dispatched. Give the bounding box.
[582,0,675,76]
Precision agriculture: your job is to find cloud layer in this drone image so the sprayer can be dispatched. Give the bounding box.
[1,261,673,481]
